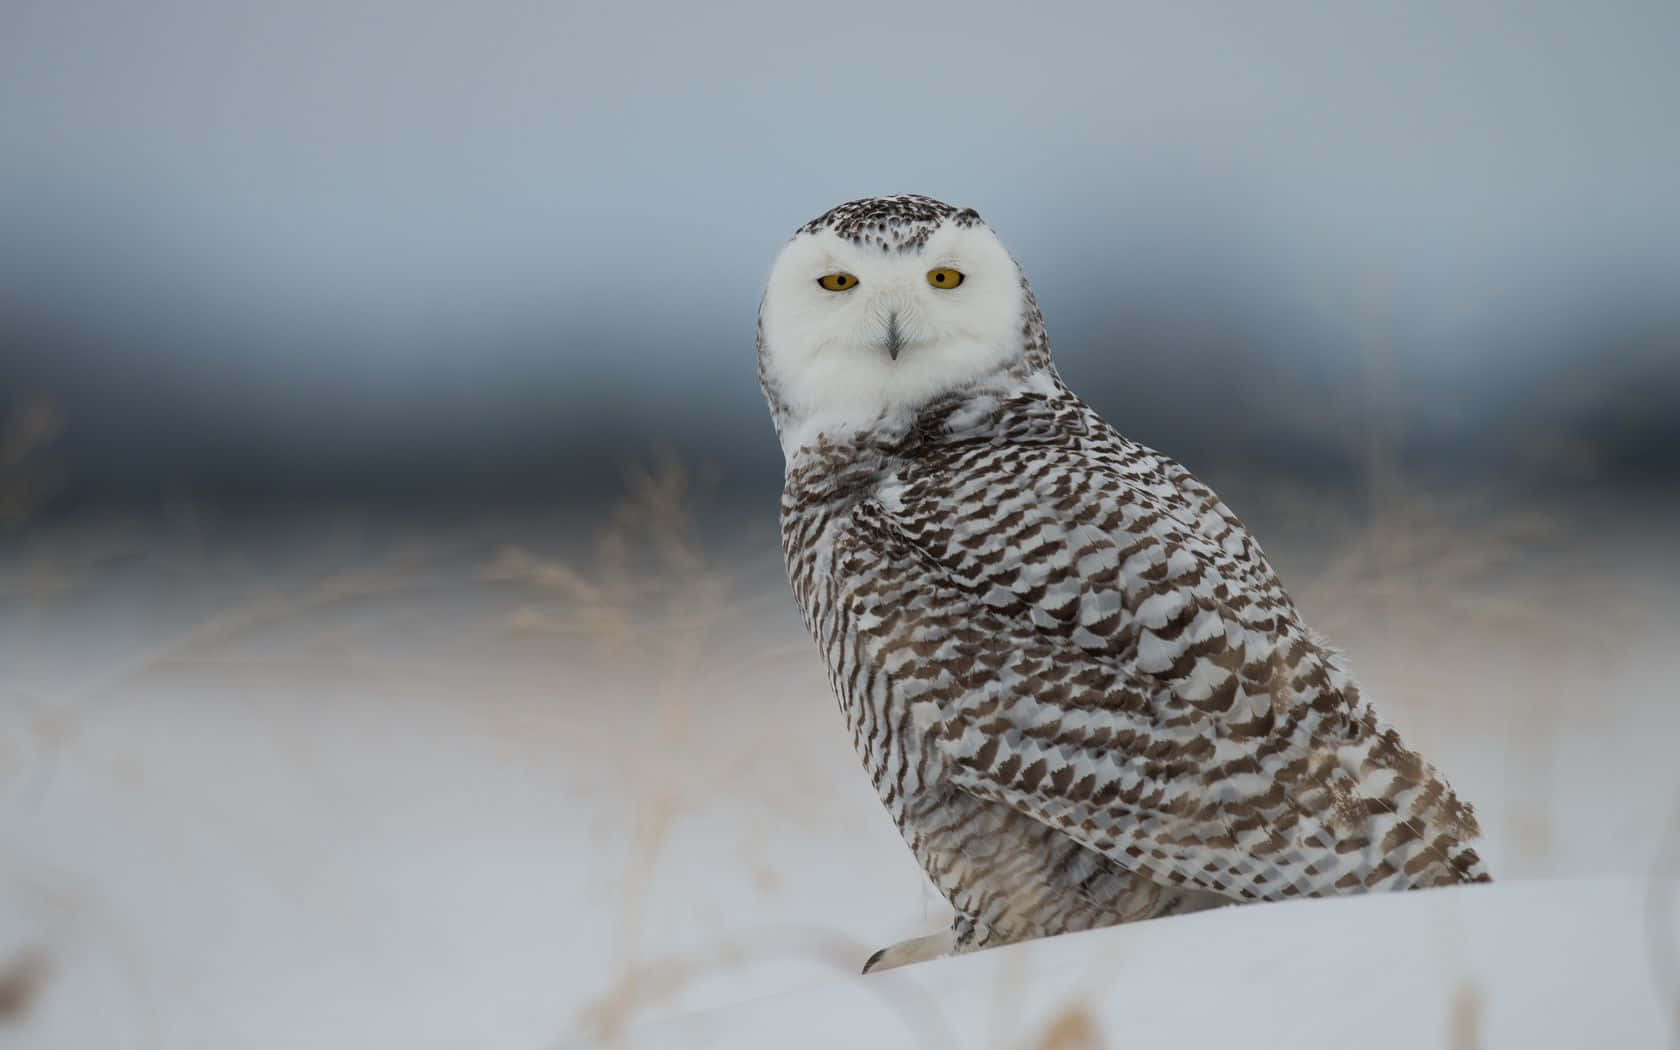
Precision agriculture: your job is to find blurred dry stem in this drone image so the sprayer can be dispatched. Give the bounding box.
[1288,280,1607,654]
[0,398,62,467]
[1030,1003,1106,1050]
[147,555,429,671]
[0,395,64,526]
[1283,483,1586,651]
[491,460,740,1045]
[1447,980,1484,1050]
[0,947,48,1024]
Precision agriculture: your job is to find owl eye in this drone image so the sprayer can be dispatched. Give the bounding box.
[817,273,858,292]
[926,267,965,288]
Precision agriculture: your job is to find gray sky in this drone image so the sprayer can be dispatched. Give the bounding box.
[3,0,1677,505]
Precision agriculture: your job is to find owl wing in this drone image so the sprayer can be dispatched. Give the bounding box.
[841,435,1484,902]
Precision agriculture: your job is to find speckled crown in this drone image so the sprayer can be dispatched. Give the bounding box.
[799,194,983,254]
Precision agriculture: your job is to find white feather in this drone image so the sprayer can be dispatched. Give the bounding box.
[761,221,1029,460]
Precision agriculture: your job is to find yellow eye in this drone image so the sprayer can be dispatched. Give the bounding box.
[817,273,858,291]
[926,267,964,288]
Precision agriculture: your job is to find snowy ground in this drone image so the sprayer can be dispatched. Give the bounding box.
[1,477,1676,1048]
[613,878,1674,1050]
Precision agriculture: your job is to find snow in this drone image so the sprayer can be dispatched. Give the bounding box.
[0,498,1675,1048]
[608,878,1673,1050]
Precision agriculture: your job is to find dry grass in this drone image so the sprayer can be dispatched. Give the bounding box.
[479,461,740,1045]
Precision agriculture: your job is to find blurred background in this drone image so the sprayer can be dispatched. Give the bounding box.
[2,2,1677,1047]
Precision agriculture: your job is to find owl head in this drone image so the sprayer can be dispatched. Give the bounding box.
[758,195,1052,457]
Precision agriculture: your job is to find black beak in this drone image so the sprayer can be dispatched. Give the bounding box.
[885,312,903,361]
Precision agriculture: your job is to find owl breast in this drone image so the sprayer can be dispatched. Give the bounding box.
[779,437,1217,942]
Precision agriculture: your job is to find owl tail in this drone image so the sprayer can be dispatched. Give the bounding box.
[1444,842,1494,885]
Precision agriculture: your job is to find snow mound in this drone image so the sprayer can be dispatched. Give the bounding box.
[606,878,1672,1050]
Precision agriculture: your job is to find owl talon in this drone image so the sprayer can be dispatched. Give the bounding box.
[861,947,887,974]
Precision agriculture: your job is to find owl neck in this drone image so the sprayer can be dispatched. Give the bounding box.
[780,367,1078,479]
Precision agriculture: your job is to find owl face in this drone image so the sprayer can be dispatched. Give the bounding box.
[759,196,1030,453]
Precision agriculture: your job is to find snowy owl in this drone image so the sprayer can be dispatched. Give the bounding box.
[758,195,1489,974]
